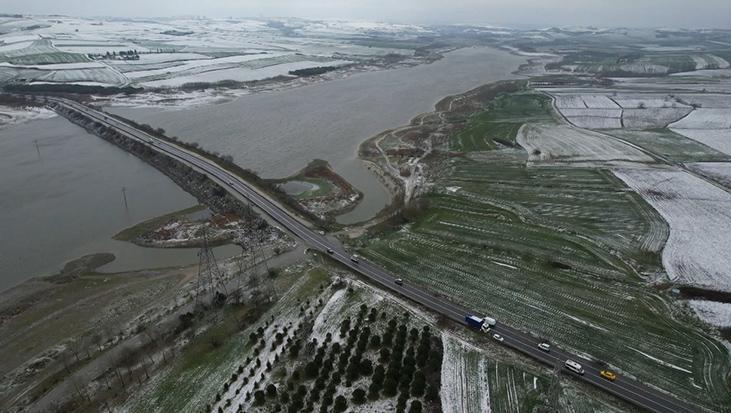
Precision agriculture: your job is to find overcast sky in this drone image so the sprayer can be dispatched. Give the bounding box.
[4,0,731,29]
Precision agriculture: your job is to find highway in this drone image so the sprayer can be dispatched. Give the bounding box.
[50,97,700,413]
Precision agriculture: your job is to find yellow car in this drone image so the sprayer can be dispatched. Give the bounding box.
[600,370,617,381]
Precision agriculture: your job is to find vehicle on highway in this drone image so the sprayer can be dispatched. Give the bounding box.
[464,314,497,332]
[394,278,404,286]
[600,369,617,381]
[317,230,326,235]
[147,139,154,144]
[350,254,360,263]
[564,359,585,375]
[492,333,504,342]
[538,342,551,352]
[227,180,234,185]
[326,248,334,254]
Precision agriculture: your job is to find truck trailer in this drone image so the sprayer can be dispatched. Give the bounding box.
[465,315,497,332]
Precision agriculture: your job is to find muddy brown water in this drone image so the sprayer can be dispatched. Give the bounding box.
[0,47,525,292]
[0,117,239,292]
[108,47,526,224]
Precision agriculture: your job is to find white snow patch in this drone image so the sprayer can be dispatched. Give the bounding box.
[0,105,56,129]
[310,288,347,343]
[688,300,731,327]
[626,346,693,374]
[492,261,517,270]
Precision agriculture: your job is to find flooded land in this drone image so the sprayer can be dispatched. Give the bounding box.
[0,116,238,291]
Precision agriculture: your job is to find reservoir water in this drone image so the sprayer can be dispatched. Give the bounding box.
[0,47,523,291]
[0,117,238,292]
[109,47,526,223]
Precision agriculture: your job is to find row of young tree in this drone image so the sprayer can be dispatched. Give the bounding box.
[241,301,443,413]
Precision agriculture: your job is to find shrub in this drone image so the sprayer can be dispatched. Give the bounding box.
[253,390,266,406]
[410,371,426,397]
[334,395,348,412]
[383,376,398,397]
[409,400,423,413]
[352,387,366,404]
[359,359,373,376]
[266,383,277,398]
[370,335,381,349]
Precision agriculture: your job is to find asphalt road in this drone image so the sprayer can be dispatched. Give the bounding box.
[50,97,701,413]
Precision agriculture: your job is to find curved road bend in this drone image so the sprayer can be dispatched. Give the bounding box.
[50,97,701,413]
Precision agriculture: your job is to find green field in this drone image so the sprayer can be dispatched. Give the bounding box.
[0,40,89,65]
[293,178,336,200]
[452,92,555,152]
[358,156,731,410]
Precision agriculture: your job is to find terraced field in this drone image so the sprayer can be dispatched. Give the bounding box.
[359,156,731,409]
[451,92,555,152]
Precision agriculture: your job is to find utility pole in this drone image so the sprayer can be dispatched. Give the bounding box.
[33,139,41,158]
[121,187,128,210]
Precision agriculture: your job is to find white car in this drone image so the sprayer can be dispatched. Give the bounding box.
[350,254,360,263]
[492,333,504,342]
[538,342,551,352]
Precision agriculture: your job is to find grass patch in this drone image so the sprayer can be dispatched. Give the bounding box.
[452,92,555,152]
[113,205,206,241]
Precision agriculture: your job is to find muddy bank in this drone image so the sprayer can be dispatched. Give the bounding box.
[270,159,363,220]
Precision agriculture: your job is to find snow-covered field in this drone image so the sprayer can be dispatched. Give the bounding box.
[567,116,623,129]
[688,300,731,328]
[0,15,423,89]
[517,124,652,164]
[613,168,731,291]
[690,54,730,70]
[554,94,619,109]
[677,94,731,108]
[551,91,696,129]
[670,108,731,129]
[440,334,492,413]
[671,129,731,155]
[582,95,620,109]
[141,59,352,88]
[611,95,688,109]
[687,162,731,186]
[622,107,693,129]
